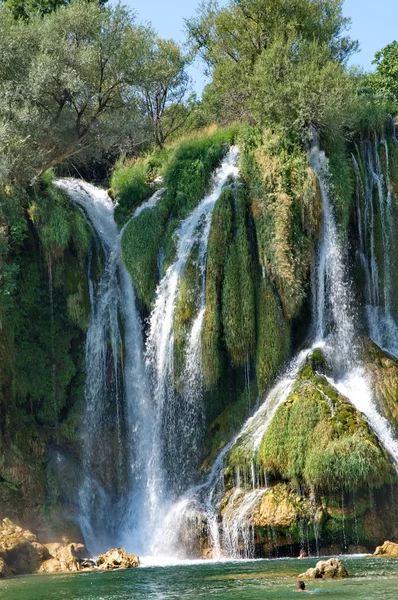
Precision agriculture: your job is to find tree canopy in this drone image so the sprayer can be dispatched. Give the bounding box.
[368,41,398,108]
[0,0,191,183]
[187,0,358,136]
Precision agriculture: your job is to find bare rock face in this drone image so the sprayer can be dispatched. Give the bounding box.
[97,548,140,570]
[39,542,89,573]
[299,558,349,580]
[373,541,398,557]
[0,518,49,575]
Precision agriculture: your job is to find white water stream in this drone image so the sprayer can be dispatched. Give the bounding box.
[56,134,398,562]
[55,180,160,554]
[157,134,398,560]
[352,135,398,357]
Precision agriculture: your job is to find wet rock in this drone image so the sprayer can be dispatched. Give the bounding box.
[97,548,140,570]
[0,518,49,575]
[373,541,398,557]
[39,542,89,573]
[0,557,11,578]
[299,558,349,579]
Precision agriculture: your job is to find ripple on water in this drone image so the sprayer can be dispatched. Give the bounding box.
[1,557,398,600]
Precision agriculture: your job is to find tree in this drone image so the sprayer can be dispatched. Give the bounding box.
[0,0,107,20]
[0,0,153,183]
[368,41,398,108]
[186,0,358,128]
[140,39,190,147]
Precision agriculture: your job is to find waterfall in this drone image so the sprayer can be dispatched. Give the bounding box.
[55,179,157,555]
[162,134,398,561]
[309,137,398,465]
[144,147,240,555]
[352,134,398,357]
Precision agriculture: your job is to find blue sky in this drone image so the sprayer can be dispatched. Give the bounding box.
[127,0,398,95]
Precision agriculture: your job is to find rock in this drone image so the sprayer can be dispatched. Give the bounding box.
[39,542,90,573]
[0,518,49,575]
[299,558,349,580]
[97,548,139,570]
[373,541,398,557]
[0,558,11,578]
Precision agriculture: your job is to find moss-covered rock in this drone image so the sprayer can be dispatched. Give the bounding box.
[363,338,398,432]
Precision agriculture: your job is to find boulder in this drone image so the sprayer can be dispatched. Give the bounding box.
[299,558,349,580]
[373,541,398,557]
[39,542,89,573]
[0,518,49,575]
[0,557,11,579]
[97,548,139,570]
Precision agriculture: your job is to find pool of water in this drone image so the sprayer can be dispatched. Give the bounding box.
[1,556,398,600]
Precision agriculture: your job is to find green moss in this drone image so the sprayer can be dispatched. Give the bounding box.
[121,127,238,310]
[256,360,395,492]
[112,160,153,227]
[222,184,256,367]
[202,187,234,387]
[173,244,200,388]
[256,276,290,393]
[241,130,320,320]
[121,200,167,309]
[323,133,354,231]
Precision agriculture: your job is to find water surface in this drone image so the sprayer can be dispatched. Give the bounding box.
[1,556,397,600]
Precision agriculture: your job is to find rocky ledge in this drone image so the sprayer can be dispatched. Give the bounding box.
[299,558,349,580]
[373,541,398,557]
[0,518,139,578]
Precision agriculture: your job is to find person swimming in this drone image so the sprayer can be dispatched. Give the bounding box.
[298,549,307,559]
[297,580,306,592]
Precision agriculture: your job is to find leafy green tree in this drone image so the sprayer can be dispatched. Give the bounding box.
[0,0,153,183]
[140,39,190,147]
[0,0,107,20]
[369,41,398,107]
[252,37,354,137]
[187,0,358,130]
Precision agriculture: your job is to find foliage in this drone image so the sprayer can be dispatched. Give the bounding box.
[187,0,358,134]
[112,160,153,226]
[121,127,236,308]
[256,359,395,492]
[0,178,92,429]
[368,41,398,109]
[251,38,354,140]
[140,38,191,147]
[0,0,175,183]
[241,129,320,319]
[0,0,107,20]
[202,186,234,387]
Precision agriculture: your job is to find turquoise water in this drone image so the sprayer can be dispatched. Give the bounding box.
[1,556,398,600]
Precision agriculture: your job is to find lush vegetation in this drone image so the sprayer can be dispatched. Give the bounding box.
[2,0,398,548]
[228,354,395,493]
[120,127,236,308]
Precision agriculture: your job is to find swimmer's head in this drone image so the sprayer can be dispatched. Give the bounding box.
[297,580,306,591]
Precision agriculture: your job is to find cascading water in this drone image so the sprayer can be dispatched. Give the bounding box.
[161,133,398,561]
[55,180,160,555]
[145,146,240,555]
[352,134,398,357]
[309,136,398,465]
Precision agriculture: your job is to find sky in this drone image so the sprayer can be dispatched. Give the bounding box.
[126,0,398,95]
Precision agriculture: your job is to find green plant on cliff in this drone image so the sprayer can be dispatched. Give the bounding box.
[241,129,320,320]
[256,277,290,393]
[256,359,395,492]
[222,184,256,367]
[121,127,237,309]
[201,186,234,387]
